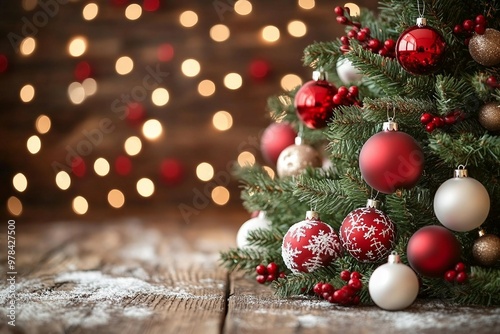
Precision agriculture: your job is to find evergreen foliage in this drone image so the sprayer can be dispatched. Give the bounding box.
[221,0,500,306]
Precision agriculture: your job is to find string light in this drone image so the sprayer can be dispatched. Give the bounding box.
[55,171,71,190]
[20,84,35,103]
[181,59,201,77]
[212,111,233,131]
[234,0,252,15]
[108,189,125,208]
[20,37,36,56]
[151,87,169,106]
[125,4,142,20]
[262,166,276,179]
[72,196,89,215]
[210,24,230,42]
[68,82,86,104]
[136,178,155,197]
[287,20,307,37]
[142,119,163,140]
[7,196,23,216]
[298,0,315,9]
[223,73,243,90]
[82,78,97,96]
[124,136,142,156]
[280,74,302,90]
[27,135,41,154]
[115,56,134,75]
[261,26,280,43]
[35,115,51,134]
[179,10,198,27]
[22,0,37,11]
[83,3,99,21]
[94,157,110,176]
[344,3,361,17]
[12,173,28,192]
[211,186,230,205]
[196,162,214,181]
[237,151,256,167]
[68,36,88,57]
[198,80,216,97]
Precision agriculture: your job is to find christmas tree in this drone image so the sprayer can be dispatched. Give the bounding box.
[221,0,500,308]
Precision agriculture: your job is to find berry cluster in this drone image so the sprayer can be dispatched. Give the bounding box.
[453,14,487,45]
[444,262,468,284]
[334,6,396,57]
[486,76,500,89]
[255,262,286,284]
[333,85,361,107]
[420,110,465,132]
[313,270,362,306]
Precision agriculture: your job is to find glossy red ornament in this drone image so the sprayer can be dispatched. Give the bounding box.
[282,211,342,273]
[260,122,296,165]
[396,20,446,75]
[407,226,461,277]
[160,158,184,186]
[340,200,397,263]
[359,121,424,194]
[294,75,337,129]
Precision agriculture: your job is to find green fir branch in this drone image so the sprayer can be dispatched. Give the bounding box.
[434,75,478,114]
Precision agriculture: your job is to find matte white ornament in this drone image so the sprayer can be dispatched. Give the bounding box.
[369,252,419,311]
[336,58,363,84]
[433,167,490,232]
[236,211,271,249]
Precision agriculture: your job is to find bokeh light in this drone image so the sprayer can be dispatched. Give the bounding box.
[143,0,160,12]
[115,56,134,75]
[27,135,41,154]
[115,156,132,176]
[72,196,89,215]
[157,43,174,62]
[20,37,36,56]
[124,136,142,156]
[108,189,125,208]
[344,3,361,17]
[212,111,233,131]
[20,84,35,103]
[196,162,214,181]
[181,59,201,77]
[82,78,97,96]
[211,186,230,205]
[68,36,88,57]
[198,80,216,97]
[22,0,37,11]
[94,157,110,176]
[280,74,303,90]
[13,173,28,192]
[7,196,22,216]
[288,20,307,37]
[298,0,315,9]
[125,4,142,20]
[234,0,252,15]
[238,151,256,167]
[137,178,155,197]
[36,115,51,134]
[142,119,163,140]
[179,10,198,27]
[262,26,280,43]
[83,3,99,20]
[55,171,71,190]
[210,24,230,42]
[224,73,243,90]
[151,87,170,106]
[263,166,276,179]
[68,82,86,104]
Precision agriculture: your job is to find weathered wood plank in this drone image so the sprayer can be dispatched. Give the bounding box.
[224,274,500,334]
[0,218,234,334]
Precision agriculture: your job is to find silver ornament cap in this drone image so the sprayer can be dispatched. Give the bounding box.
[382,120,399,131]
[305,210,320,220]
[312,70,327,81]
[387,251,401,264]
[454,166,468,178]
[366,199,381,209]
[416,17,427,27]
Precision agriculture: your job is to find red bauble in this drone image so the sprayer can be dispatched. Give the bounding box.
[407,226,461,277]
[340,202,397,263]
[281,211,342,273]
[359,121,424,194]
[294,79,337,129]
[160,158,184,186]
[396,23,446,75]
[260,122,297,165]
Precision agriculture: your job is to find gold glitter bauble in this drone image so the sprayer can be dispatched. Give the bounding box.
[276,143,322,178]
[473,232,500,266]
[469,28,500,66]
[478,102,500,132]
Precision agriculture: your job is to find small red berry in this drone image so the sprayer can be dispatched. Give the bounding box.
[340,270,351,281]
[341,285,356,297]
[336,16,349,25]
[340,45,351,53]
[334,6,344,16]
[360,27,371,35]
[340,36,350,45]
[333,289,348,303]
[420,113,433,124]
[486,76,498,88]
[378,48,388,56]
[256,264,267,275]
[456,271,468,284]
[332,94,343,105]
[322,292,332,300]
[455,262,466,273]
[352,21,362,29]
[464,37,471,46]
[463,19,474,31]
[475,24,486,35]
[321,283,335,294]
[444,270,457,282]
[348,85,359,97]
[313,282,323,295]
[350,271,361,280]
[279,272,286,279]
[256,275,266,284]
[384,39,395,50]
[368,38,381,51]
[357,31,367,42]
[337,86,349,97]
[453,25,463,34]
[348,29,357,39]
[348,278,362,291]
[444,115,456,125]
[475,14,486,25]
[352,295,361,305]
[432,117,445,128]
[425,122,436,132]
[327,295,335,303]
[267,262,279,275]
[267,274,276,282]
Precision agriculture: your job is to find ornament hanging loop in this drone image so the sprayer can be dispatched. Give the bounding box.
[416,0,426,26]
[386,105,396,122]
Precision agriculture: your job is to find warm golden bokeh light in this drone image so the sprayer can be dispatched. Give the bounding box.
[238,151,256,167]
[179,10,198,27]
[72,196,89,215]
[196,162,214,181]
[68,36,88,57]
[287,20,307,37]
[125,4,142,20]
[124,136,142,156]
[68,82,86,104]
[344,3,361,17]
[142,119,163,140]
[115,56,134,75]
[181,59,201,77]
[151,87,170,106]
[211,186,230,206]
[22,0,37,11]
[224,73,243,90]
[7,196,23,216]
[35,115,51,134]
[20,37,36,56]
[212,111,233,131]
[137,178,155,197]
[108,189,125,208]
[82,78,97,96]
[261,26,280,43]
[280,74,303,90]
[234,0,252,15]
[298,0,315,9]
[20,84,35,103]
[263,166,276,179]
[210,24,230,42]
[13,173,28,192]
[198,80,216,97]
[94,157,110,177]
[27,135,41,154]
[55,171,71,190]
[83,3,99,20]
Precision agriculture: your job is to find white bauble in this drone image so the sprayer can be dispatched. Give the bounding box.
[236,212,271,249]
[433,168,490,232]
[336,58,363,84]
[369,252,419,311]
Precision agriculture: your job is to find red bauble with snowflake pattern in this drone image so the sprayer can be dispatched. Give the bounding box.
[281,211,342,273]
[340,200,397,263]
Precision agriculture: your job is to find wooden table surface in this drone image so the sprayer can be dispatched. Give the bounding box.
[1,210,500,334]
